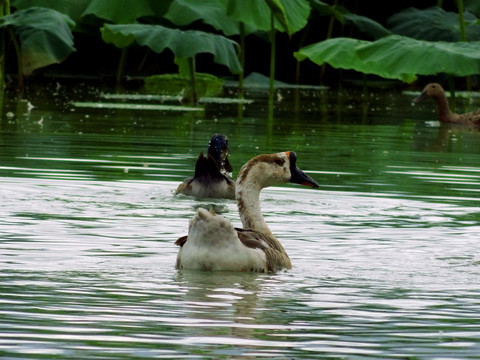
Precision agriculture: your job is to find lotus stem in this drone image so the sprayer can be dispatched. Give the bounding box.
[268,10,276,121]
[457,0,471,90]
[8,28,22,89]
[238,22,245,98]
[1,0,12,90]
[448,75,456,112]
[188,57,198,105]
[320,0,338,84]
[458,0,466,41]
[116,48,128,85]
[137,48,150,73]
[0,0,6,91]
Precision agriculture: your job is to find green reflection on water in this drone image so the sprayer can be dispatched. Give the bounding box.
[2,81,480,206]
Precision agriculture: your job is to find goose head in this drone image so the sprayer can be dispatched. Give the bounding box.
[237,151,319,190]
[413,83,446,103]
[207,134,233,172]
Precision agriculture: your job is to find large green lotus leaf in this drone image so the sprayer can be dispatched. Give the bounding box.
[82,0,173,24]
[11,0,89,23]
[295,38,366,67]
[226,0,309,35]
[309,0,336,16]
[227,0,271,32]
[102,24,242,73]
[0,7,75,75]
[277,0,310,35]
[356,34,480,80]
[343,13,392,39]
[388,7,480,42]
[465,0,480,17]
[165,0,241,36]
[265,0,289,34]
[295,37,417,83]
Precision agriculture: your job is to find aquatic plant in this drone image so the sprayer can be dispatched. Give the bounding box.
[164,0,310,101]
[295,4,480,85]
[0,4,75,88]
[12,0,172,25]
[101,23,241,105]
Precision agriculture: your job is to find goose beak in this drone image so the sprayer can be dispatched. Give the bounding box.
[291,167,319,188]
[412,91,427,104]
[288,151,319,188]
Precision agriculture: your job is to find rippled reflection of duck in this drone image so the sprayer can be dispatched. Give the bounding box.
[413,83,480,126]
[175,134,235,199]
[175,151,319,272]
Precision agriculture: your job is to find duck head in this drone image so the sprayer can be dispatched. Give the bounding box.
[413,83,445,103]
[237,151,319,189]
[208,134,233,172]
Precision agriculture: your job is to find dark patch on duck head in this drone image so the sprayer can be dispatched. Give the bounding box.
[208,134,233,172]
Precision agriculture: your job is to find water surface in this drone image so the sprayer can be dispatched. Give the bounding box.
[1,82,480,359]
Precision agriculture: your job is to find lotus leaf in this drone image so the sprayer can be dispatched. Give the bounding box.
[295,37,417,83]
[356,35,480,80]
[82,0,172,24]
[226,0,309,35]
[11,0,174,31]
[297,34,480,83]
[466,0,480,17]
[388,7,480,42]
[165,0,241,36]
[343,13,392,40]
[309,0,338,17]
[101,23,242,73]
[0,7,75,75]
[276,0,310,35]
[11,0,89,24]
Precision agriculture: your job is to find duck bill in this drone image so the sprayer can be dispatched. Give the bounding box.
[224,156,233,173]
[412,91,427,104]
[290,167,319,188]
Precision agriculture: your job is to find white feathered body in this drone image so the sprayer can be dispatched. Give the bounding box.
[176,208,267,271]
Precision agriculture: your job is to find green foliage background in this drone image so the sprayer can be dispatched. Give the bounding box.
[3,0,480,89]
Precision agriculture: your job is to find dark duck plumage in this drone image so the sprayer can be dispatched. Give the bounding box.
[413,83,480,126]
[175,134,235,199]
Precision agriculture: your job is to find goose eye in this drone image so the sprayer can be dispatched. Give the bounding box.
[274,158,284,166]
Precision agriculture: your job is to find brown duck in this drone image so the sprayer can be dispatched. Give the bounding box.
[413,83,480,126]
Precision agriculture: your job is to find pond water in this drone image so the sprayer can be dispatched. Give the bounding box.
[1,80,480,359]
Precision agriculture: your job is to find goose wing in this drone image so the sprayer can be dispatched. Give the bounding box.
[236,228,292,271]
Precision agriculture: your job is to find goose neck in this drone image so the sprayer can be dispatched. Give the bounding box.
[236,180,272,236]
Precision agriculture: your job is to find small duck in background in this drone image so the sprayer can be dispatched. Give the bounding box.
[175,151,319,272]
[413,83,480,126]
[175,134,236,199]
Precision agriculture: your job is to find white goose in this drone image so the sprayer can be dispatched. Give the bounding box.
[175,151,319,272]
